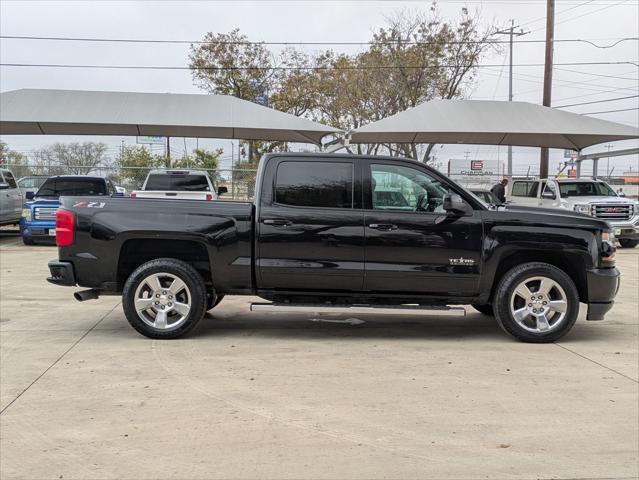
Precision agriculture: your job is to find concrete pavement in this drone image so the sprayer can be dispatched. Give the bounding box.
[1,236,637,479]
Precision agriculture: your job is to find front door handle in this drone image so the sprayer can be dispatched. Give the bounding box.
[263,219,292,227]
[368,223,398,231]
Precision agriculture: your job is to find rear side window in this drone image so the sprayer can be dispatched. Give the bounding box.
[511,181,538,198]
[145,174,210,191]
[2,171,17,189]
[275,161,353,209]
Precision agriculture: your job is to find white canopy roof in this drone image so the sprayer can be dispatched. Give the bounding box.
[0,89,339,145]
[349,99,639,150]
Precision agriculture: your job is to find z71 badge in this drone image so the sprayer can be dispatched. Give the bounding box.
[449,257,475,266]
[72,201,106,209]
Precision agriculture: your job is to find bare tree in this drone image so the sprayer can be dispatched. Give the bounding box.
[32,142,109,175]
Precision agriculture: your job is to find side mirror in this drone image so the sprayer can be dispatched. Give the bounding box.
[541,190,556,200]
[0,182,9,190]
[217,186,228,196]
[443,192,471,216]
[25,191,35,200]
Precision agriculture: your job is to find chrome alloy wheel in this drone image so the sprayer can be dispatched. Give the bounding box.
[134,273,192,331]
[509,276,568,333]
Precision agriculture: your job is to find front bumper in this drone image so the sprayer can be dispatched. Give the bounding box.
[585,267,620,321]
[609,218,639,240]
[20,219,57,243]
[47,260,76,286]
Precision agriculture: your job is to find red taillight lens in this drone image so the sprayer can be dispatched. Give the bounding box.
[130,192,137,198]
[206,193,213,201]
[56,210,75,246]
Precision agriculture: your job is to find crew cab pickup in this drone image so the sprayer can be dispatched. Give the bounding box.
[47,153,620,343]
[508,178,639,248]
[131,169,226,201]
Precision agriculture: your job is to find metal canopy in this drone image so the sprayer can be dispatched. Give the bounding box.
[349,99,639,150]
[0,89,339,145]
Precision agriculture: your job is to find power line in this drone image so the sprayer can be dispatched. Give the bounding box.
[554,94,639,108]
[0,34,637,48]
[529,0,635,33]
[581,107,639,114]
[1,61,637,71]
[553,67,639,81]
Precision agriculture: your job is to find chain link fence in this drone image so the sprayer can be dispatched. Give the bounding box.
[3,165,259,201]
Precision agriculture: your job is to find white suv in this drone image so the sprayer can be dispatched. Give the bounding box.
[508,178,639,248]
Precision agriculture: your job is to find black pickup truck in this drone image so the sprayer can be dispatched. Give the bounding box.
[47,153,620,343]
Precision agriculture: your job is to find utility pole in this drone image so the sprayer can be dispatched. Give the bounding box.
[494,20,528,179]
[605,143,613,177]
[166,136,171,168]
[540,0,555,179]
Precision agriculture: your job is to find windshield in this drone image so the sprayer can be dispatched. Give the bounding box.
[36,177,107,197]
[558,181,616,198]
[145,174,210,191]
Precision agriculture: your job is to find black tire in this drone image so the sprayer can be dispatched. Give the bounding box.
[122,258,207,339]
[22,236,34,245]
[619,239,638,248]
[207,294,225,310]
[472,303,494,316]
[493,262,579,343]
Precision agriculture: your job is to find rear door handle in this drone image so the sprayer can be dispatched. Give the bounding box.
[368,223,398,231]
[263,219,292,227]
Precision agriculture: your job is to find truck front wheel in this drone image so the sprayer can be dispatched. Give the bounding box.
[493,262,579,343]
[122,258,207,339]
[619,239,638,248]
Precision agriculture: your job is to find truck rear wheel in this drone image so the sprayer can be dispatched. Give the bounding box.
[122,258,207,339]
[493,262,579,343]
[619,239,638,248]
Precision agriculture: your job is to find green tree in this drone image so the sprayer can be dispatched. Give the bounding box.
[117,146,164,189]
[173,148,222,180]
[0,142,32,178]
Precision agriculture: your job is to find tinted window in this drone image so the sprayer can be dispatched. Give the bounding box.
[511,181,538,197]
[275,161,353,208]
[371,164,449,212]
[2,171,17,189]
[36,178,107,197]
[145,174,210,191]
[558,181,616,197]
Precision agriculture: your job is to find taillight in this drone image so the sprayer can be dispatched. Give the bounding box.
[206,193,213,201]
[131,192,137,198]
[56,210,75,246]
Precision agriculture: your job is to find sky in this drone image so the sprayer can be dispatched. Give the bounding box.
[1,0,638,176]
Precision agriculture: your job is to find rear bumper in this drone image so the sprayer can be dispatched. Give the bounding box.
[585,267,620,321]
[47,260,76,286]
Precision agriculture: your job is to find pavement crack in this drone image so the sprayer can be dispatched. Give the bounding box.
[554,342,638,384]
[0,302,120,415]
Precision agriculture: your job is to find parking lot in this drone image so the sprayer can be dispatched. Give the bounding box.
[0,234,637,480]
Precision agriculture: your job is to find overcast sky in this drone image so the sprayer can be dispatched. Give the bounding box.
[1,0,638,175]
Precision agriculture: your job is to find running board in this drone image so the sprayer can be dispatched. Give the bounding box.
[250,303,466,317]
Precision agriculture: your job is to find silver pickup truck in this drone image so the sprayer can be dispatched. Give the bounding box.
[508,178,639,248]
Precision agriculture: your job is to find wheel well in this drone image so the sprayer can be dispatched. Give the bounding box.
[117,239,211,287]
[490,251,588,302]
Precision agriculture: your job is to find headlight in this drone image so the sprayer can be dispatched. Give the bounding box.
[21,208,32,221]
[574,204,590,215]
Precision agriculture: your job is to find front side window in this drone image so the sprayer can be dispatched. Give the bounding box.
[511,181,538,198]
[275,161,353,209]
[36,178,108,197]
[2,171,17,189]
[371,164,449,212]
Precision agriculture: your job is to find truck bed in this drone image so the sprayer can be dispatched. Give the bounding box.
[58,196,254,293]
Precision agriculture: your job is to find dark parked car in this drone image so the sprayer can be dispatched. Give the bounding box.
[47,153,619,343]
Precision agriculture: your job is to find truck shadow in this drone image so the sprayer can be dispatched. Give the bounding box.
[190,310,621,343]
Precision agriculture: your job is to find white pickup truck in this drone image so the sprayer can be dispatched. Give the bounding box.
[132,169,227,201]
[508,178,639,248]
